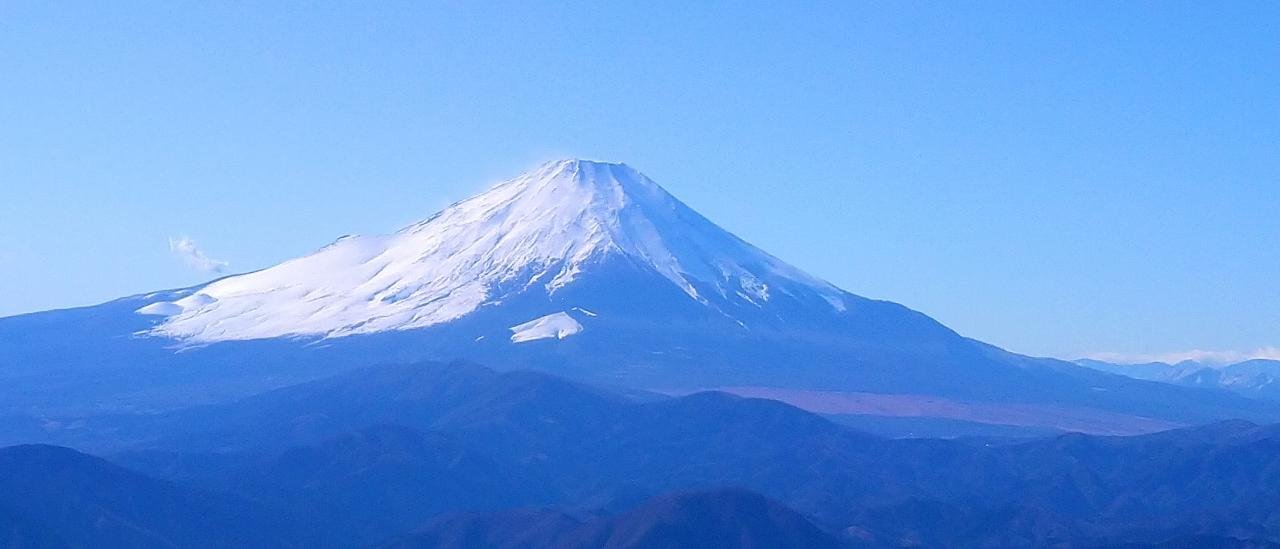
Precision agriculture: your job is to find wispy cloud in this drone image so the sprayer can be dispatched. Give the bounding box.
[1082,347,1280,366]
[169,236,228,274]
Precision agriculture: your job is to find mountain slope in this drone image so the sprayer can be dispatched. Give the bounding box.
[0,444,293,548]
[227,425,529,548]
[385,489,845,549]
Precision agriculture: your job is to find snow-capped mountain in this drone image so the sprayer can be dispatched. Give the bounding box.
[1077,358,1280,401]
[2,159,1277,431]
[138,159,849,343]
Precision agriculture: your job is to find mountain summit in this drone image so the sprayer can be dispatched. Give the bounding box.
[138,159,848,342]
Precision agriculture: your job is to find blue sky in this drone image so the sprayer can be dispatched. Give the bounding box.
[1,1,1276,361]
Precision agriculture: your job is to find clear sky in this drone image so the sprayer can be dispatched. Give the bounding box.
[1,1,1277,361]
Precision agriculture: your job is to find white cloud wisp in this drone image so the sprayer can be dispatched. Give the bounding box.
[169,236,228,274]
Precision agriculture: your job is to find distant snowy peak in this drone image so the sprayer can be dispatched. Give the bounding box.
[139,159,849,343]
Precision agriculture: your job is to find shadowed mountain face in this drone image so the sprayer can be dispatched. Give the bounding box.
[2,161,1277,434]
[222,425,531,547]
[383,489,844,549]
[0,445,294,549]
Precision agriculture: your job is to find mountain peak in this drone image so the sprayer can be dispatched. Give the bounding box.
[137,160,848,342]
[546,157,627,169]
[403,157,669,237]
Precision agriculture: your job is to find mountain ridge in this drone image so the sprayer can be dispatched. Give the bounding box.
[94,363,1280,547]
[1078,358,1280,401]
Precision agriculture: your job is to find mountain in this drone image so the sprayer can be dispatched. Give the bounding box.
[2,159,1278,433]
[208,424,529,547]
[0,444,293,548]
[384,489,845,549]
[845,420,1280,546]
[94,363,1280,547]
[1078,359,1280,401]
[139,159,851,342]
[88,363,886,546]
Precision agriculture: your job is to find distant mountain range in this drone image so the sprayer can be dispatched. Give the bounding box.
[6,362,1280,547]
[1,159,1276,435]
[1078,358,1280,400]
[2,444,841,549]
[383,489,845,549]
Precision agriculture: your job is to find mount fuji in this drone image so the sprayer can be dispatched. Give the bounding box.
[1,159,1276,431]
[137,159,851,342]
